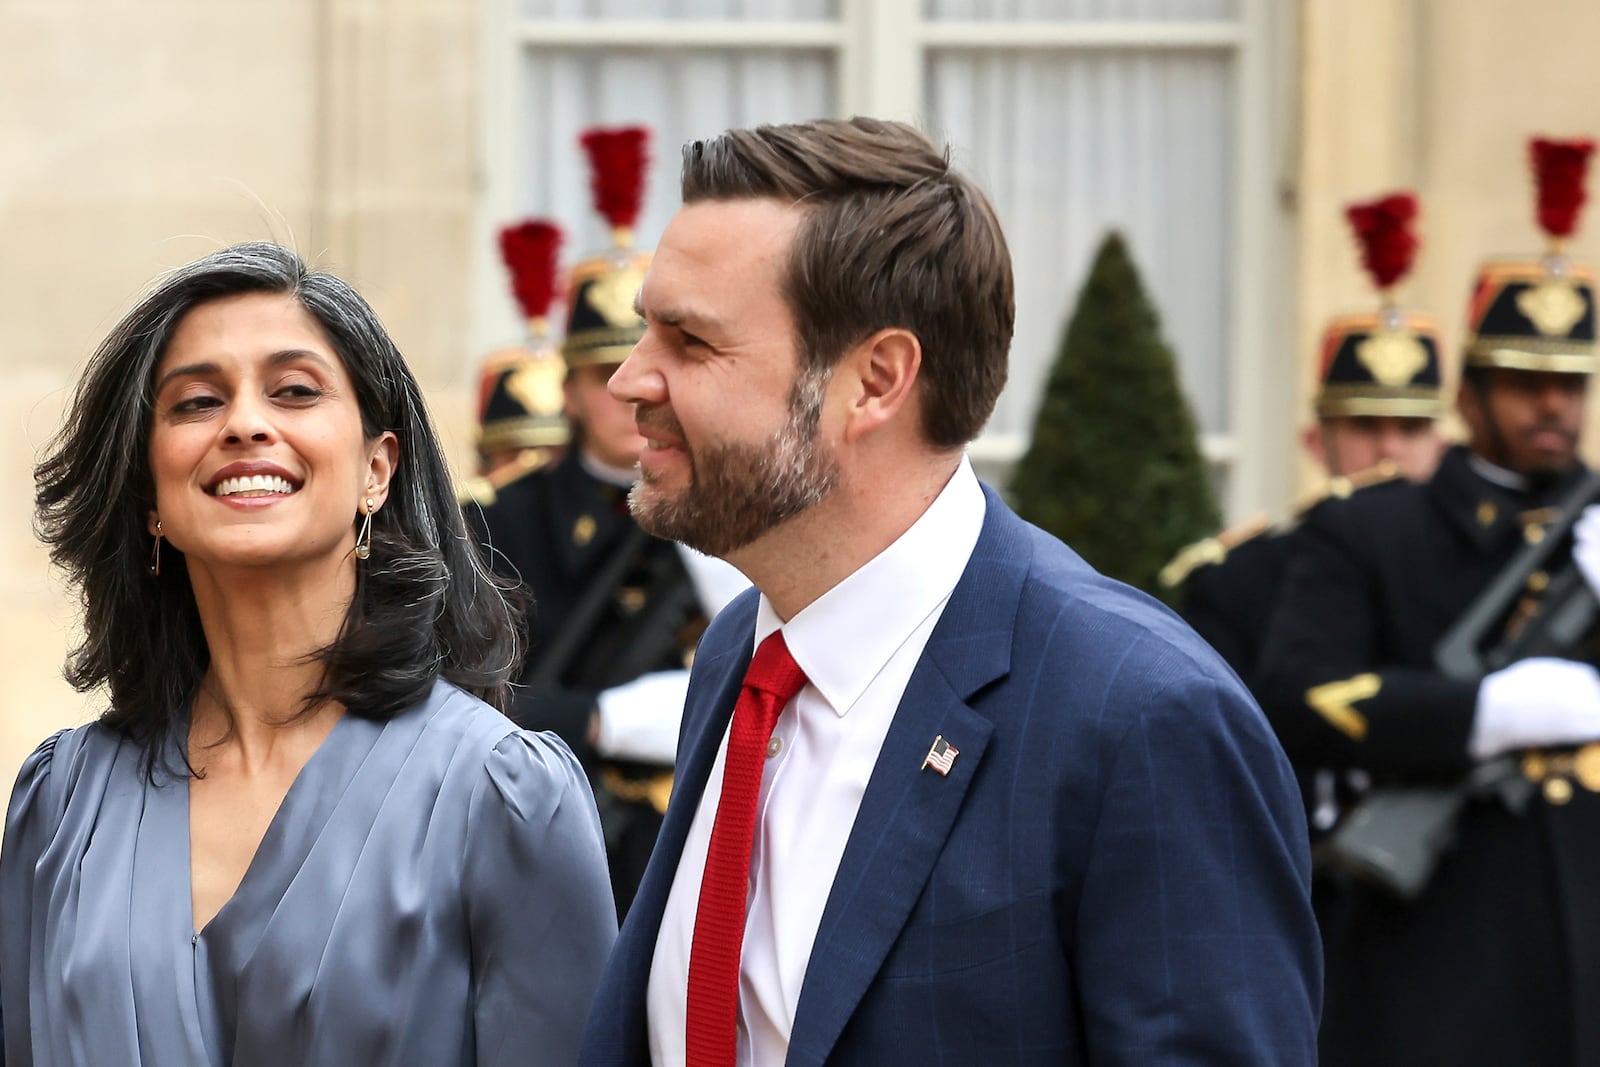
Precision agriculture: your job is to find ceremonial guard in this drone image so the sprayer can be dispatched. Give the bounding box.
[1166,191,1444,686]
[1257,139,1600,1066]
[467,219,569,488]
[467,128,745,919]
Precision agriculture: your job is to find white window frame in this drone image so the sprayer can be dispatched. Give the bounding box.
[475,0,1291,520]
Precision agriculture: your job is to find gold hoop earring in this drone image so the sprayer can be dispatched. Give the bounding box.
[149,520,162,577]
[355,498,374,560]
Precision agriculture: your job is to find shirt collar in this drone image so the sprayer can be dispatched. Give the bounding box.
[579,451,639,488]
[753,457,986,718]
[1467,452,1530,492]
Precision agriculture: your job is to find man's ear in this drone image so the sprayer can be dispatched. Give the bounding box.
[1456,377,1484,434]
[563,376,581,422]
[839,327,922,443]
[366,432,400,510]
[1299,423,1325,468]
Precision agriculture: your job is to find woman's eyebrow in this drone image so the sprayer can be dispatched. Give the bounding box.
[154,349,335,394]
[153,361,219,393]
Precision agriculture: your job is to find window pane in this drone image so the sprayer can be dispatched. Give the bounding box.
[927,49,1235,438]
[926,0,1234,19]
[517,50,834,251]
[522,0,837,19]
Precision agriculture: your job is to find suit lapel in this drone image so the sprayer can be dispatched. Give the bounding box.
[660,632,751,877]
[786,490,1029,1065]
[605,599,755,1061]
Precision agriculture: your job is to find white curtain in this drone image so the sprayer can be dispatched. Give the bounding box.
[518,51,834,257]
[928,49,1235,439]
[513,0,1239,451]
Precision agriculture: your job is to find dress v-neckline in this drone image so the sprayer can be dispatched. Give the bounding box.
[123,698,424,1064]
[180,711,358,940]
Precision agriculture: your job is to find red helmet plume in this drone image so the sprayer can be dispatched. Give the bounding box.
[580,126,650,236]
[1530,137,1596,241]
[497,220,564,323]
[1345,192,1420,293]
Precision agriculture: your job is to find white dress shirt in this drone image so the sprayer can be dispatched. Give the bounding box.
[646,458,986,1067]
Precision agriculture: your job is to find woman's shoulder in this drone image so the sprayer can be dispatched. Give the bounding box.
[13,718,132,789]
[411,678,521,751]
[6,719,137,840]
[410,682,589,831]
[417,679,586,792]
[385,683,612,921]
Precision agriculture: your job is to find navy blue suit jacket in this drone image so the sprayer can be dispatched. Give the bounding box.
[580,487,1320,1065]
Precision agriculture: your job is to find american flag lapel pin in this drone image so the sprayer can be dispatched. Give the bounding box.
[922,735,958,776]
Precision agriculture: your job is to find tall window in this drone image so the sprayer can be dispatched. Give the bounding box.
[478,0,1289,517]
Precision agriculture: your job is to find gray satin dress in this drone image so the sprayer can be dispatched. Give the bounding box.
[0,679,617,1066]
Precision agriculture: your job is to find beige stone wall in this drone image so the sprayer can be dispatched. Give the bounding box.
[0,0,482,785]
[1297,0,1600,483]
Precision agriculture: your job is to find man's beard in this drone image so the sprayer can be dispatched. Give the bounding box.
[1506,422,1580,490]
[628,368,840,558]
[1525,459,1572,492]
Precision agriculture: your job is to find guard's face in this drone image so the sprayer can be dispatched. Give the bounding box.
[608,198,840,559]
[1317,415,1441,482]
[1459,368,1587,481]
[565,362,647,471]
[147,292,396,576]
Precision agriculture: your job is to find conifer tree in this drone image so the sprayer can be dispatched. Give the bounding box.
[1010,232,1220,603]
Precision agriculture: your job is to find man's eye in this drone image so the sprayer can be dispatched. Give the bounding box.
[681,332,708,349]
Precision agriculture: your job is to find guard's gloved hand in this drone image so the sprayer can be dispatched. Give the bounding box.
[1470,656,1600,759]
[594,670,690,765]
[1576,504,1600,599]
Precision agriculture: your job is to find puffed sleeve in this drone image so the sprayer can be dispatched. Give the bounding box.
[2,730,70,1067]
[463,729,616,1066]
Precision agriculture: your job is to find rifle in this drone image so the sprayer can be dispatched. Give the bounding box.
[526,522,702,715]
[1435,468,1600,679]
[599,553,701,687]
[527,524,652,686]
[1320,469,1600,898]
[1315,757,1527,898]
[523,524,696,838]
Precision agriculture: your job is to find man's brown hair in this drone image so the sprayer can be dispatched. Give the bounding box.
[680,117,1014,449]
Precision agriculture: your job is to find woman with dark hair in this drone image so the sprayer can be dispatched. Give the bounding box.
[1,242,616,1066]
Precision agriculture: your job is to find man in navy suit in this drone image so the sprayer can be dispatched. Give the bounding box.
[581,116,1320,1066]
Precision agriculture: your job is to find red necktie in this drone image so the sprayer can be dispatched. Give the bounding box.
[685,630,808,1067]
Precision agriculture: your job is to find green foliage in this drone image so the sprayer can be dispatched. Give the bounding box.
[1010,232,1220,604]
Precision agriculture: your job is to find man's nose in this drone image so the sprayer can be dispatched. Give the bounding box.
[608,338,663,405]
[607,350,640,402]
[1376,425,1407,455]
[1534,381,1574,415]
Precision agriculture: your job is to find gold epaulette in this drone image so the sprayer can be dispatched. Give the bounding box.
[456,447,557,508]
[1159,513,1274,588]
[459,477,496,508]
[600,766,674,816]
[1292,458,1401,516]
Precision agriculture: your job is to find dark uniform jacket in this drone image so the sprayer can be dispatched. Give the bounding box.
[1179,466,1397,688]
[1257,443,1600,1066]
[1181,530,1366,838]
[466,451,704,918]
[1181,531,1293,685]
